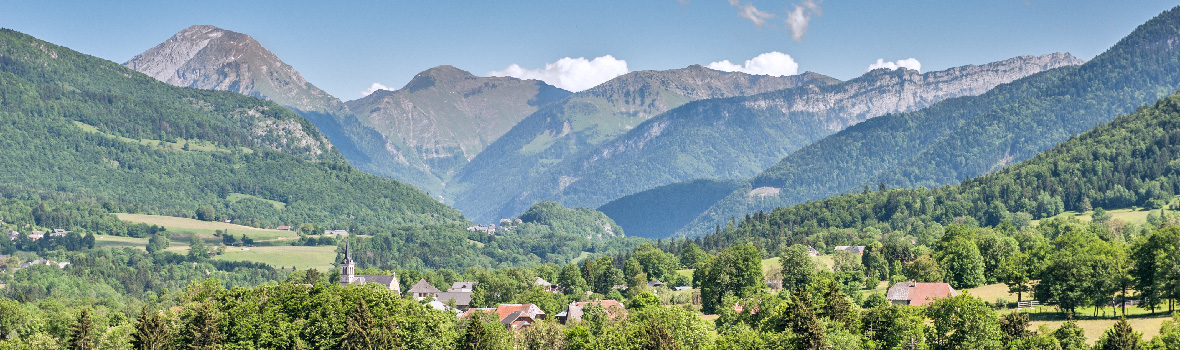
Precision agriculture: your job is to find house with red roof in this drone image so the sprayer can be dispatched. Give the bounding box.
[885,282,958,306]
[461,304,546,331]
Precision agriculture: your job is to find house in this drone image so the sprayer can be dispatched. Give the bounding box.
[435,281,478,310]
[407,279,442,301]
[276,225,292,231]
[338,239,400,293]
[19,259,69,269]
[555,300,626,324]
[674,286,692,291]
[834,246,866,255]
[885,282,958,306]
[427,300,463,316]
[462,304,546,331]
[535,277,560,293]
[323,229,349,236]
[764,279,783,290]
[807,245,820,256]
[6,231,19,241]
[647,280,665,288]
[50,229,67,237]
[28,231,44,240]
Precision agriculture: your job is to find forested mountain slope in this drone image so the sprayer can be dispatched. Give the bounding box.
[450,66,837,222]
[0,28,464,228]
[679,7,1180,238]
[697,88,1180,255]
[346,65,570,191]
[491,54,1081,227]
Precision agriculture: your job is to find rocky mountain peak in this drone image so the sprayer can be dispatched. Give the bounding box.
[125,25,341,114]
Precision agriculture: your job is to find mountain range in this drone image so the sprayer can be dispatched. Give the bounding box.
[114,13,1177,242]
[482,53,1082,226]
[660,7,1180,238]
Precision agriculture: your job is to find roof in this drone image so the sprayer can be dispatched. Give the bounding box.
[461,304,545,326]
[448,281,477,292]
[435,291,473,307]
[834,246,866,254]
[561,300,626,323]
[407,279,441,294]
[885,282,958,306]
[647,280,665,287]
[355,275,397,287]
[535,277,553,287]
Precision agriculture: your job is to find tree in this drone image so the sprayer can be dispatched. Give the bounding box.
[341,299,401,350]
[999,311,1031,342]
[629,292,661,311]
[131,307,169,350]
[904,255,944,283]
[557,263,588,296]
[1131,226,1180,313]
[1037,231,1121,315]
[821,281,855,329]
[1093,318,1143,350]
[178,302,223,350]
[633,243,679,283]
[517,319,566,350]
[862,304,925,350]
[936,226,987,289]
[1092,208,1112,224]
[780,244,817,293]
[68,309,94,350]
[862,241,890,282]
[996,252,1032,303]
[187,235,208,262]
[926,294,1003,350]
[1052,320,1088,350]
[196,205,215,222]
[700,245,763,314]
[0,298,27,341]
[459,312,512,350]
[679,243,708,269]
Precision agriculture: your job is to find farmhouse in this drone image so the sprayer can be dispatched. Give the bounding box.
[885,282,958,306]
[338,239,400,292]
[323,229,348,236]
[462,304,546,331]
[555,300,626,324]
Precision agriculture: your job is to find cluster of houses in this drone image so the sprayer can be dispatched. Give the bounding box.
[467,219,522,235]
[336,241,626,331]
[6,229,68,241]
[803,245,865,256]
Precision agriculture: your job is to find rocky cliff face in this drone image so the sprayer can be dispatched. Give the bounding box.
[450,66,841,222]
[345,65,570,181]
[125,25,343,114]
[477,53,1084,223]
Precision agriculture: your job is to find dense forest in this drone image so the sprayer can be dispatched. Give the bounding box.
[677,7,1180,238]
[0,28,466,229]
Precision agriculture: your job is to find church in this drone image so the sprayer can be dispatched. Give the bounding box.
[339,238,400,293]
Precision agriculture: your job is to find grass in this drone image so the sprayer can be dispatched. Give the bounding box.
[73,121,235,154]
[213,246,337,270]
[227,193,286,210]
[116,213,297,242]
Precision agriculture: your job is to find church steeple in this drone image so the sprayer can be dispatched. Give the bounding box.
[340,237,355,285]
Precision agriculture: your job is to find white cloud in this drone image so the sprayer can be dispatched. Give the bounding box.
[706,51,799,76]
[488,56,629,92]
[784,0,822,41]
[361,82,393,97]
[865,58,922,72]
[728,0,775,27]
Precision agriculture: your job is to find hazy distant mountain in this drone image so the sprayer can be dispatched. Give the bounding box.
[479,53,1082,229]
[449,65,839,222]
[345,66,570,185]
[675,7,1180,238]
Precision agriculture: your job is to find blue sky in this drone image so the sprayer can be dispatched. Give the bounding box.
[2,1,1175,98]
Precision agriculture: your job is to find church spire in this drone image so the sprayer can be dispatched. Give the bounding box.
[340,236,355,285]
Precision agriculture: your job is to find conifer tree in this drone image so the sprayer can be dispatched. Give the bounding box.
[131,307,169,350]
[1094,318,1143,350]
[67,309,94,350]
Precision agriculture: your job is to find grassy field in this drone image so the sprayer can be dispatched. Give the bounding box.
[116,213,298,242]
[227,193,286,210]
[213,246,337,270]
[104,214,338,269]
